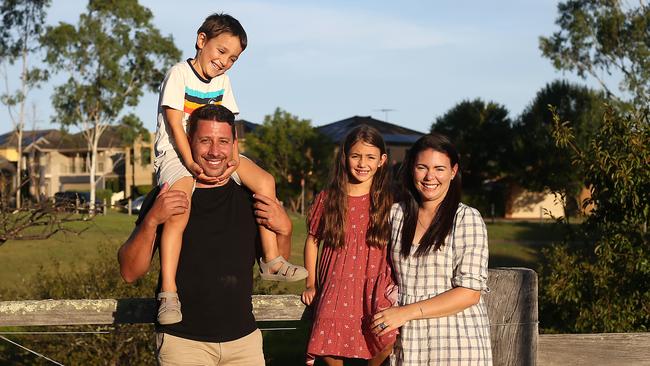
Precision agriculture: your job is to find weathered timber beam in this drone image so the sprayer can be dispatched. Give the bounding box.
[0,295,306,326]
[539,333,650,366]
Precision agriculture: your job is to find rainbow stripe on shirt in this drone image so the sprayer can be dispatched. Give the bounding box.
[183,87,225,115]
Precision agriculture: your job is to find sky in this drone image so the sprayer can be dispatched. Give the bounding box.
[1,0,607,135]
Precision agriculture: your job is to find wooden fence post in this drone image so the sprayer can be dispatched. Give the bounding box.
[485,267,538,366]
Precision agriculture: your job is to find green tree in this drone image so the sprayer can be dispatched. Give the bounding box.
[431,99,514,216]
[244,108,334,211]
[40,0,180,211]
[0,0,51,208]
[540,0,650,106]
[513,80,606,215]
[539,105,650,333]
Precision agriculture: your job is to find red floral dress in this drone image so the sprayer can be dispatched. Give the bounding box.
[306,191,397,363]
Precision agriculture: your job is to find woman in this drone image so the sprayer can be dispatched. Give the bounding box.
[372,133,492,365]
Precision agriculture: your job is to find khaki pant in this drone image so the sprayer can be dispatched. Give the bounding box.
[156,329,264,365]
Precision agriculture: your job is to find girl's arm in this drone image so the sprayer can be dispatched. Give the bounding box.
[301,234,319,305]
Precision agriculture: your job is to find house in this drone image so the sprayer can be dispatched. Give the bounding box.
[0,119,258,200]
[316,116,425,163]
[505,184,566,219]
[0,128,154,199]
[234,119,258,152]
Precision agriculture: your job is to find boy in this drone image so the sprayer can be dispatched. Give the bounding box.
[153,13,306,325]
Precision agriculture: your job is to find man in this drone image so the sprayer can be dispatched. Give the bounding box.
[118,104,291,365]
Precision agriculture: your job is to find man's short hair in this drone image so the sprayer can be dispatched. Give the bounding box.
[187,104,236,140]
[197,13,248,51]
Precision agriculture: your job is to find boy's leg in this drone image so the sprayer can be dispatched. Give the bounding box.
[158,176,194,324]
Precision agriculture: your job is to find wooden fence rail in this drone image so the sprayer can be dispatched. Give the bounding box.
[2,268,537,365]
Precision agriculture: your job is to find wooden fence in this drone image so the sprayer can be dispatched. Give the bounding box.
[1,268,648,365]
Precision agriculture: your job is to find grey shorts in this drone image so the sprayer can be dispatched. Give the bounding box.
[154,149,192,188]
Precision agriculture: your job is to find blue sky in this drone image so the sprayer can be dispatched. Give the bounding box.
[1,0,604,135]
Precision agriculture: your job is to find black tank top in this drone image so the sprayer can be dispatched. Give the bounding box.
[149,181,259,342]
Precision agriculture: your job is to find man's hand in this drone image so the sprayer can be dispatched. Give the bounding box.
[253,193,291,236]
[144,183,190,227]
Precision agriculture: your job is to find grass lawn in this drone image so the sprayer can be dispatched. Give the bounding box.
[0,211,572,364]
[0,211,567,295]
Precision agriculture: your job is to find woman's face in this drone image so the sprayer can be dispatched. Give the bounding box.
[412,148,458,205]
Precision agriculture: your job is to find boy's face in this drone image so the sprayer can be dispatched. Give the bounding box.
[194,32,243,79]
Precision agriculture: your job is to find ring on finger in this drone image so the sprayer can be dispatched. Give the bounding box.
[378,322,388,330]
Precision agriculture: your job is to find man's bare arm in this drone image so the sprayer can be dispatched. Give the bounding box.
[118,184,189,283]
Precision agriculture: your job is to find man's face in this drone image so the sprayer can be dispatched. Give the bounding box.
[190,120,235,180]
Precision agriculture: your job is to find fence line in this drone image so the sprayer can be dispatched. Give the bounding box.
[1,268,535,365]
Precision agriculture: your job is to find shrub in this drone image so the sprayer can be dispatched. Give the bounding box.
[539,105,650,333]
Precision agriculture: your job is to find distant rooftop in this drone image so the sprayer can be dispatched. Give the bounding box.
[316,116,425,144]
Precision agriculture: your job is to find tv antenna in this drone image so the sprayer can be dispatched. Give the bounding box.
[374,108,396,122]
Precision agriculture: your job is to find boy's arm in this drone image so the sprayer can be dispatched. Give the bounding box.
[118,184,189,283]
[164,107,194,169]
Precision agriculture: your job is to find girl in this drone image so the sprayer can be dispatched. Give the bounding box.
[372,133,492,365]
[302,125,397,366]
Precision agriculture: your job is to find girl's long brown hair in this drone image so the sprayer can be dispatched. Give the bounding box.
[320,125,392,248]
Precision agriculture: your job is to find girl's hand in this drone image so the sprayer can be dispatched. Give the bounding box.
[371,306,412,336]
[301,286,317,306]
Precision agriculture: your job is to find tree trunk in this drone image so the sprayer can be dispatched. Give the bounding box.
[90,126,99,214]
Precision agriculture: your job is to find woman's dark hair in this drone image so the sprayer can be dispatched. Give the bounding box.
[398,133,461,257]
[319,125,392,248]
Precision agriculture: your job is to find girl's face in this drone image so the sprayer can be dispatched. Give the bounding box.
[412,148,458,205]
[347,141,387,185]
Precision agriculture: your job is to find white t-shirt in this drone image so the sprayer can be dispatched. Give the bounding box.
[154,60,239,156]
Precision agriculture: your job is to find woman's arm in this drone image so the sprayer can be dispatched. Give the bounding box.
[371,287,480,335]
[301,235,319,305]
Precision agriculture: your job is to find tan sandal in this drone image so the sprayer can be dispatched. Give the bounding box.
[157,291,182,325]
[259,256,308,282]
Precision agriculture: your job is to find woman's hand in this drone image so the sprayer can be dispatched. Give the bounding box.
[301,286,317,306]
[371,305,414,336]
